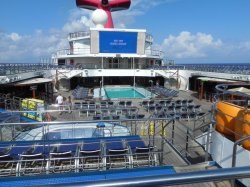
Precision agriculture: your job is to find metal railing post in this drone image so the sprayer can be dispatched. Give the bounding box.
[171,120,175,144]
[0,125,2,141]
[232,135,250,167]
[205,124,211,161]
[231,135,250,187]
[185,128,189,157]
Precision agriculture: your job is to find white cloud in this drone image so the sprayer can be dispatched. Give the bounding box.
[0,6,94,63]
[63,16,93,33]
[239,41,250,50]
[162,31,223,58]
[0,30,68,62]
[113,0,178,28]
[1,1,250,64]
[132,0,178,11]
[0,0,179,62]
[8,32,21,42]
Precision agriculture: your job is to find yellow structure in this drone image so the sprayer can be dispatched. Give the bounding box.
[140,124,145,136]
[235,109,250,150]
[21,98,44,121]
[216,101,250,150]
[216,101,242,136]
[160,121,167,137]
[149,121,155,136]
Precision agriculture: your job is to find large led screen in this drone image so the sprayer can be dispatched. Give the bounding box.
[99,31,137,53]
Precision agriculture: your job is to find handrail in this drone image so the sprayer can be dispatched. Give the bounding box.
[0,114,176,127]
[151,65,250,75]
[68,31,90,39]
[52,47,164,57]
[60,166,250,187]
[0,64,249,76]
[232,135,250,167]
[215,84,250,99]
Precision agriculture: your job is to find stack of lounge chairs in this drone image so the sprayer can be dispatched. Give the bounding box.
[150,86,178,98]
[72,86,89,99]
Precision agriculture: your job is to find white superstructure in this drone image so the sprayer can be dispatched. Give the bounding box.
[50,11,163,91]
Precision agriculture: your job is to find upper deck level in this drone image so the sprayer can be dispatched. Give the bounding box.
[68,30,153,43]
[53,28,162,59]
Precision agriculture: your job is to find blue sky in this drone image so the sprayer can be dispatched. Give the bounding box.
[0,0,250,64]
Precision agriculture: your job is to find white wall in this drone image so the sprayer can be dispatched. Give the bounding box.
[73,39,91,54]
[178,70,192,90]
[210,131,250,186]
[155,70,191,90]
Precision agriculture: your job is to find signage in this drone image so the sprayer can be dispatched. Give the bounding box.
[21,99,44,121]
[99,31,137,54]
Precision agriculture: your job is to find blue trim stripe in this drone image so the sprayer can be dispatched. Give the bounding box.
[0,166,176,187]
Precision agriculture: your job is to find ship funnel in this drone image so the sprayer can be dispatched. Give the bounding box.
[76,0,131,28]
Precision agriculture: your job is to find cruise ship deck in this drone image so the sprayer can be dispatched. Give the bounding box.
[1,0,250,186]
[0,88,248,186]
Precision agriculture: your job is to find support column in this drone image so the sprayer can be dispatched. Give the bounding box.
[32,90,36,98]
[133,57,135,87]
[102,57,103,69]
[176,70,179,89]
[199,81,204,100]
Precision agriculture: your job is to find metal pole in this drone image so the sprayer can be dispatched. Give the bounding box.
[232,135,250,167]
[161,122,165,165]
[205,124,211,161]
[185,129,189,157]
[134,70,136,87]
[153,119,155,146]
[133,57,135,87]
[149,80,153,98]
[99,80,102,98]
[0,126,2,141]
[171,120,175,144]
[102,57,103,69]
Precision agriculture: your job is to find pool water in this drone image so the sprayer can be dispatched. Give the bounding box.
[105,87,145,99]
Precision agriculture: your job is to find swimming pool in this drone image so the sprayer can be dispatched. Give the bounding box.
[93,86,155,99]
[105,87,145,99]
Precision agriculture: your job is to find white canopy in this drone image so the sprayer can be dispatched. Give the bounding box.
[15,78,52,85]
[228,87,250,95]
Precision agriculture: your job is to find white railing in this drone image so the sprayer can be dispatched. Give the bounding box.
[53,47,163,58]
[53,48,91,57]
[68,31,90,39]
[145,49,164,57]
